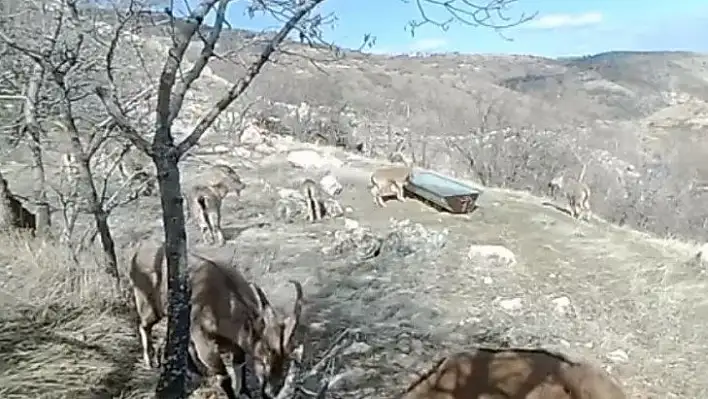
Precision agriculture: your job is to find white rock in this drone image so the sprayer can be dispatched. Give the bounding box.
[277,188,303,200]
[551,296,572,315]
[254,143,276,154]
[342,342,372,356]
[287,150,327,169]
[231,147,252,158]
[320,173,343,197]
[482,277,493,285]
[467,244,517,266]
[606,349,629,363]
[271,141,290,153]
[343,218,360,230]
[240,124,265,145]
[211,144,231,153]
[498,297,523,311]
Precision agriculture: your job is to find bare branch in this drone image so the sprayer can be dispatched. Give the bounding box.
[94,86,152,155]
[407,0,536,36]
[153,0,221,146]
[88,86,154,156]
[176,0,327,157]
[105,3,139,88]
[0,30,45,65]
[167,0,229,124]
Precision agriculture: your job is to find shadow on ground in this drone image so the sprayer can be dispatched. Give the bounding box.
[0,302,149,398]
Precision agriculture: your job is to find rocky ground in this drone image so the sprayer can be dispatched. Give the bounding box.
[1,129,706,398]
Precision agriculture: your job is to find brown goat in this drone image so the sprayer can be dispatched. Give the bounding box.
[397,347,626,399]
[128,240,303,399]
[0,177,36,235]
[548,175,591,221]
[369,166,412,207]
[187,164,246,246]
[300,178,324,222]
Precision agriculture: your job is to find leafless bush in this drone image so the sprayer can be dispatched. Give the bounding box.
[0,0,161,283]
[256,101,364,152]
[2,0,536,396]
[445,123,708,239]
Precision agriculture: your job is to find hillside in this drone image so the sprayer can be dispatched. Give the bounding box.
[1,133,706,398]
[2,8,708,399]
[145,22,708,239]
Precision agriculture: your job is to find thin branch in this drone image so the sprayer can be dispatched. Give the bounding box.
[407,0,536,35]
[94,86,152,155]
[154,0,221,147]
[0,30,46,65]
[97,144,132,204]
[176,0,327,157]
[105,8,135,88]
[167,0,229,124]
[88,85,154,156]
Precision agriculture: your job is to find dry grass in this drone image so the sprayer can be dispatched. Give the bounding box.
[2,141,708,398]
[0,231,151,399]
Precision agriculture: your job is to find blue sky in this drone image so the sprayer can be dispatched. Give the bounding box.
[179,0,708,58]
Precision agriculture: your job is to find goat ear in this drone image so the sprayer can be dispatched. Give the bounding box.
[283,280,304,347]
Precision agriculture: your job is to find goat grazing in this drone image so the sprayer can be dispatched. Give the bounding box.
[128,240,303,399]
[549,174,591,221]
[187,164,246,245]
[398,347,626,399]
[369,166,412,208]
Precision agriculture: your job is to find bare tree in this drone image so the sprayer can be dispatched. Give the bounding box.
[95,1,333,396]
[0,0,158,284]
[96,0,532,396]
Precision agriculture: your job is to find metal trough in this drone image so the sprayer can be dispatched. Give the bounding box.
[404,170,483,214]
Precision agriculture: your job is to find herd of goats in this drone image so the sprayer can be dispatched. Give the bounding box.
[0,154,616,398]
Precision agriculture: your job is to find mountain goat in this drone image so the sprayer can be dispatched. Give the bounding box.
[369,166,412,207]
[187,164,246,245]
[549,174,591,220]
[128,240,303,398]
[398,347,626,399]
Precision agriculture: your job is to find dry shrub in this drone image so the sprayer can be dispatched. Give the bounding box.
[0,231,141,398]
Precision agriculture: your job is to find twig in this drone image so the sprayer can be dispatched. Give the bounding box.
[167,0,229,124]
[274,344,305,399]
[94,86,152,155]
[175,0,327,158]
[306,328,352,378]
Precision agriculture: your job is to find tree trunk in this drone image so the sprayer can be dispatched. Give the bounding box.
[29,144,51,233]
[23,63,51,235]
[63,140,121,285]
[94,211,119,279]
[152,141,191,399]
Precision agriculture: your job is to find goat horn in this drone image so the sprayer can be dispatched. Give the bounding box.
[288,279,303,320]
[249,282,269,314]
